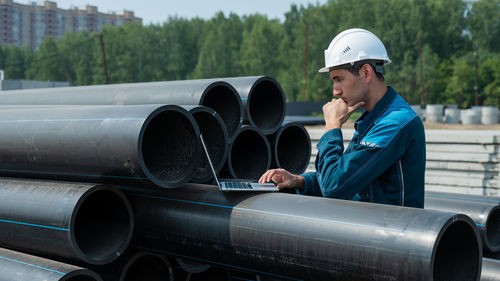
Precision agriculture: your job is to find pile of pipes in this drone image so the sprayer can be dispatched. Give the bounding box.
[0,77,497,280]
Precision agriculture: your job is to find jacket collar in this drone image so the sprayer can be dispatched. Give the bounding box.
[354,86,397,137]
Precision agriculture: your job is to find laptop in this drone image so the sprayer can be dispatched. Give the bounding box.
[200,134,278,192]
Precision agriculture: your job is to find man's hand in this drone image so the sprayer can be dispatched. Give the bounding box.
[323,98,365,131]
[259,168,304,190]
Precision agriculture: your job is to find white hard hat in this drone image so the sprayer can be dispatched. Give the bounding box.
[319,28,391,73]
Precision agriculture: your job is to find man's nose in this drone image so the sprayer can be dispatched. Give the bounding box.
[333,86,342,97]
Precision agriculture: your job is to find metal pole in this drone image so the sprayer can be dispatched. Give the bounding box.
[222,126,271,180]
[0,80,242,141]
[267,122,311,174]
[182,105,229,183]
[0,104,200,188]
[0,247,103,281]
[123,184,482,281]
[0,178,133,265]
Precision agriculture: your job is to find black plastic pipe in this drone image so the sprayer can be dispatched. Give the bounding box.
[268,122,311,174]
[201,76,286,135]
[182,106,229,183]
[0,104,200,188]
[91,251,173,281]
[0,247,102,281]
[122,183,482,281]
[425,196,500,253]
[0,80,242,140]
[481,258,500,281]
[222,126,271,180]
[0,178,133,265]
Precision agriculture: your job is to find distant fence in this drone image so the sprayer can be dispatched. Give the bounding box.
[307,128,500,196]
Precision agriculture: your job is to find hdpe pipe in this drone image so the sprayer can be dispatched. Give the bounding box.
[0,104,200,188]
[182,106,229,183]
[0,178,133,265]
[0,247,103,281]
[123,184,482,281]
[268,122,311,174]
[223,126,271,180]
[0,80,242,140]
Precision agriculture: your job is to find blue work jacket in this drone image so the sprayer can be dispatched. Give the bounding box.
[300,87,425,208]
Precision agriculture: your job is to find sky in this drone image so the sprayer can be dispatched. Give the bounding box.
[39,0,328,25]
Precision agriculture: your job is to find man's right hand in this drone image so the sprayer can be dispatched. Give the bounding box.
[258,168,305,190]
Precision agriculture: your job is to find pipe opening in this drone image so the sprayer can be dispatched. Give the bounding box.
[276,125,310,174]
[248,80,285,134]
[191,110,228,182]
[142,109,198,186]
[486,208,500,252]
[230,129,270,179]
[74,189,132,264]
[123,254,173,281]
[201,85,241,140]
[433,220,480,281]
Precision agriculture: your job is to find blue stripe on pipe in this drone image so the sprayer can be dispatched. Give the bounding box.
[0,168,148,180]
[476,224,486,227]
[240,98,247,100]
[136,246,303,281]
[0,118,144,123]
[0,219,69,231]
[132,193,431,236]
[0,255,66,275]
[427,193,500,204]
[488,259,500,264]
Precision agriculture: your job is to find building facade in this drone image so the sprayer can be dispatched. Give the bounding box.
[0,0,141,49]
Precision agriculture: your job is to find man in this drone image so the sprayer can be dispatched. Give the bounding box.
[259,28,425,208]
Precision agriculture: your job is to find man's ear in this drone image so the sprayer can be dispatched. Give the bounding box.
[361,64,373,82]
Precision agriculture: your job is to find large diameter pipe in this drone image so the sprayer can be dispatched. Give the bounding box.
[91,251,173,281]
[0,247,103,281]
[123,184,482,281]
[481,258,500,281]
[0,178,133,265]
[0,80,242,140]
[202,76,286,135]
[425,196,500,253]
[268,122,311,174]
[222,126,271,180]
[0,104,200,188]
[182,106,229,183]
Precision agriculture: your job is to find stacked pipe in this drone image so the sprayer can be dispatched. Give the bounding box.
[0,77,490,280]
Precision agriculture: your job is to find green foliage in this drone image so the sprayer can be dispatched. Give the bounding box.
[2,0,500,108]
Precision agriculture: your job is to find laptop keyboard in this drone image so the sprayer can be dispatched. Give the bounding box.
[227,182,253,189]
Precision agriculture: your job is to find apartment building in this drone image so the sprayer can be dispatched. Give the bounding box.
[0,0,141,49]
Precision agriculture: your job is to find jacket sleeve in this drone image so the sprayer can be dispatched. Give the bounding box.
[300,120,413,200]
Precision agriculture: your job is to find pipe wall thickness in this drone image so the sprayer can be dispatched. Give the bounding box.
[425,196,500,253]
[0,80,242,140]
[0,104,200,188]
[222,126,271,180]
[182,106,229,183]
[123,184,482,281]
[0,178,133,265]
[0,247,102,281]
[268,122,311,174]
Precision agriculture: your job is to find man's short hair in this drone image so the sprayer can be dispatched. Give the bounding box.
[332,60,385,81]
